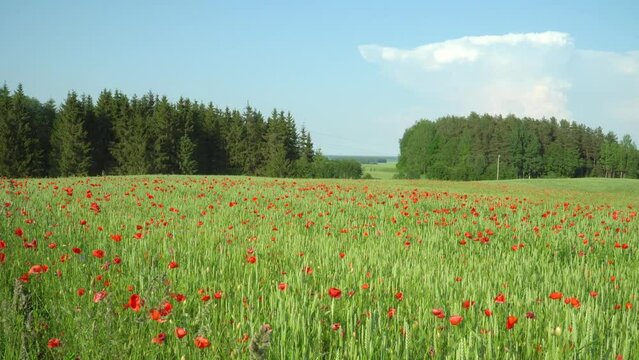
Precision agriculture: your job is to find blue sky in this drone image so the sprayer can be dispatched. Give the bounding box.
[1,1,638,155]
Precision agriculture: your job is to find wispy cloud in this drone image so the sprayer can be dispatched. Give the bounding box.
[359,32,639,139]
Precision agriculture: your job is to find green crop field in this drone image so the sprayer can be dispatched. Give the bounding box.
[1,176,638,359]
[362,162,399,180]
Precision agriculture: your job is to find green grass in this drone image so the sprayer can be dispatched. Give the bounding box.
[1,176,637,359]
[362,162,399,179]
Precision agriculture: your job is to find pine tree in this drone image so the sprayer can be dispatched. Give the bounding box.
[176,98,197,174]
[90,90,116,175]
[294,127,315,177]
[50,92,92,176]
[111,94,152,174]
[3,84,43,177]
[0,83,12,176]
[150,96,176,173]
[198,103,228,173]
[37,100,56,175]
[261,110,290,177]
[242,105,266,174]
[224,108,247,172]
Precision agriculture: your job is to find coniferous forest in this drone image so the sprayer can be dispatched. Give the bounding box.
[398,112,639,180]
[0,84,362,179]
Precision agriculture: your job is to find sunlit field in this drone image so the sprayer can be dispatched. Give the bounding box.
[1,176,638,359]
[362,163,399,180]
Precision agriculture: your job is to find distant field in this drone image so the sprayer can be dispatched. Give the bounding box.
[2,176,638,359]
[362,162,399,179]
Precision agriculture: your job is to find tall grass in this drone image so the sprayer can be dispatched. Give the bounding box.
[1,176,637,359]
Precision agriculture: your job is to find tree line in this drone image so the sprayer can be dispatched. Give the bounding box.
[0,84,363,179]
[398,112,639,180]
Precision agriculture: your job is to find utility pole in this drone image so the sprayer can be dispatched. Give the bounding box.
[497,154,501,181]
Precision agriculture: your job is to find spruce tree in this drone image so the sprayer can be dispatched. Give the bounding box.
[150,96,176,173]
[262,110,290,177]
[0,84,11,176]
[225,108,247,171]
[90,90,116,175]
[4,84,43,177]
[176,98,197,174]
[50,91,92,176]
[111,94,152,174]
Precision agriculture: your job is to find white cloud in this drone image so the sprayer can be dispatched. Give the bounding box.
[359,32,639,140]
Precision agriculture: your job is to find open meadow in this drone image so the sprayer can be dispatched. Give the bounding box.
[362,163,399,180]
[1,176,638,359]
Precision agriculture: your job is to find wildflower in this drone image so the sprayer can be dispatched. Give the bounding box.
[328,287,342,299]
[449,315,463,325]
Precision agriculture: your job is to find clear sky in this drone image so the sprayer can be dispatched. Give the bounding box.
[1,1,638,155]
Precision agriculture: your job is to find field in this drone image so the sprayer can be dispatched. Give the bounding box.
[362,162,399,180]
[1,176,638,359]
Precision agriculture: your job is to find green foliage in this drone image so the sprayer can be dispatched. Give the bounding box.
[50,92,92,176]
[0,84,345,179]
[311,154,363,179]
[0,84,43,177]
[398,113,639,180]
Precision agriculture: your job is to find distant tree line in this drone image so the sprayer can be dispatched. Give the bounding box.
[398,112,639,180]
[0,84,363,179]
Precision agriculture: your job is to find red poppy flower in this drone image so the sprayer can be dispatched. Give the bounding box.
[168,261,179,269]
[201,294,211,302]
[246,256,257,264]
[92,249,105,259]
[494,293,506,304]
[506,315,518,330]
[93,290,107,303]
[150,308,167,323]
[565,297,581,309]
[77,288,85,296]
[278,282,287,291]
[449,315,463,326]
[526,311,536,319]
[28,264,49,274]
[72,247,82,254]
[361,283,370,290]
[47,338,61,348]
[432,308,444,317]
[328,287,342,299]
[110,234,122,242]
[194,336,211,349]
[0,240,5,249]
[387,307,397,318]
[331,323,341,331]
[549,292,563,300]
[589,291,598,298]
[171,293,186,302]
[395,292,404,301]
[15,228,24,237]
[152,333,166,345]
[0,253,6,263]
[23,239,37,249]
[484,309,493,317]
[175,327,187,339]
[462,300,475,309]
[125,294,144,312]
